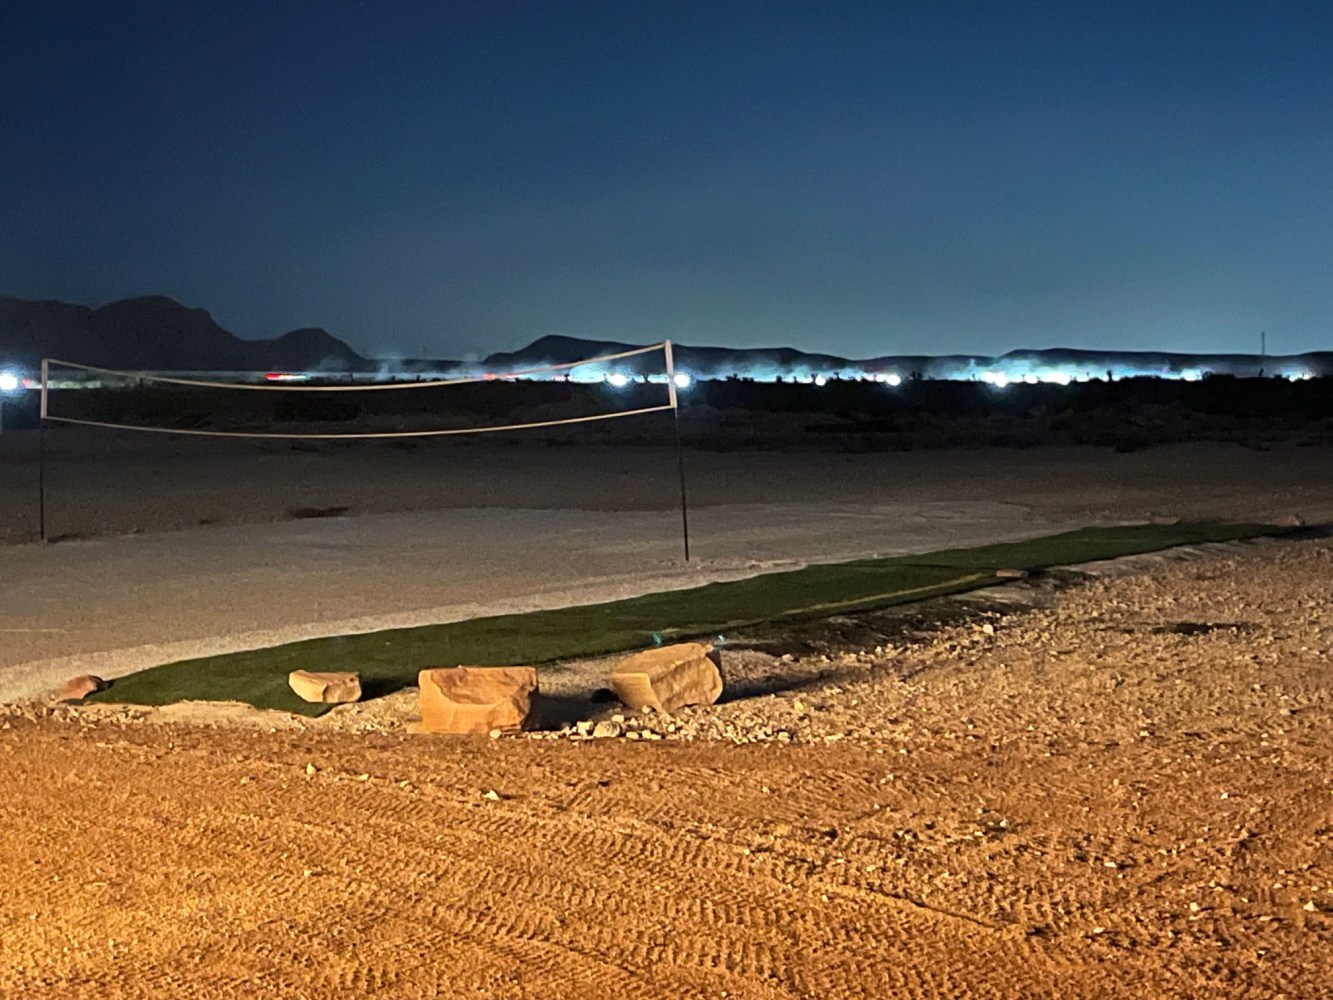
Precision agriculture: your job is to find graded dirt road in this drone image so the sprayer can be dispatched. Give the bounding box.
[3,537,1330,998]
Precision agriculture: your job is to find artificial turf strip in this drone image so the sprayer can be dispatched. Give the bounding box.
[90,521,1285,716]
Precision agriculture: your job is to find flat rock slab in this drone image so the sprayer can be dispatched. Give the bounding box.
[418,666,538,734]
[611,642,722,714]
[288,670,362,704]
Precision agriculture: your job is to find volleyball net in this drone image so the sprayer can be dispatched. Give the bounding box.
[39,341,683,440]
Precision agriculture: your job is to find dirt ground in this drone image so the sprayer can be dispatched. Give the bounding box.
[3,536,1330,997]
[3,430,1332,546]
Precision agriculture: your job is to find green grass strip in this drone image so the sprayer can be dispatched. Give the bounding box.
[90,521,1285,715]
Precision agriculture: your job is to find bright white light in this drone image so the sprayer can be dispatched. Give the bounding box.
[672,372,692,389]
[0,372,19,393]
[1043,371,1072,386]
[1023,374,1038,385]
[606,372,630,388]
[813,375,828,387]
[980,371,997,385]
[884,372,903,387]
[992,373,1010,388]
[1180,370,1201,382]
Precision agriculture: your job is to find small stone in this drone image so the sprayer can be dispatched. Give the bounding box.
[1303,901,1317,912]
[55,675,107,702]
[482,789,501,801]
[305,763,317,776]
[592,720,624,739]
[994,568,1027,580]
[488,728,503,739]
[1273,514,1306,528]
[288,670,361,704]
[981,623,996,635]
[575,720,596,737]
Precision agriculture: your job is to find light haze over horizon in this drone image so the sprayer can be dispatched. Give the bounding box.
[4,2,1331,358]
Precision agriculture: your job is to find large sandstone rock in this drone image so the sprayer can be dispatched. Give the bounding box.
[56,674,107,702]
[417,667,538,734]
[288,670,361,704]
[611,642,722,713]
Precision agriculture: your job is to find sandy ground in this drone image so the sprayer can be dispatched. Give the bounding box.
[2,536,1330,997]
[2,431,1331,545]
[2,437,1328,703]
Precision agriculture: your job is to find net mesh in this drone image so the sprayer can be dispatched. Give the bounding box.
[41,342,679,440]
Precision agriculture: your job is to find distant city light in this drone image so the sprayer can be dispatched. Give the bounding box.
[991,373,1010,388]
[1023,373,1038,385]
[813,375,828,387]
[1180,370,1201,382]
[672,372,692,389]
[0,372,20,393]
[884,372,903,387]
[605,372,630,388]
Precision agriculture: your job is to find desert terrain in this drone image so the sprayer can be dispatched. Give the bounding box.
[1,534,1331,997]
[1,415,1331,997]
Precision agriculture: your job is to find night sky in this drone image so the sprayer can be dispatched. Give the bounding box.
[4,2,1331,359]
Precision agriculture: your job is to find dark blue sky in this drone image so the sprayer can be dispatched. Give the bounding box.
[4,1,1330,358]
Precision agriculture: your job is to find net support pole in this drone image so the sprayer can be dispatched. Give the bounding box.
[38,359,48,542]
[663,340,690,562]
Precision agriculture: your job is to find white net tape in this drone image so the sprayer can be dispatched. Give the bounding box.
[44,342,667,391]
[41,342,679,440]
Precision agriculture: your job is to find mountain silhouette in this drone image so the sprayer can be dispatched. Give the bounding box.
[482,334,1330,381]
[2,295,1326,380]
[0,295,365,372]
